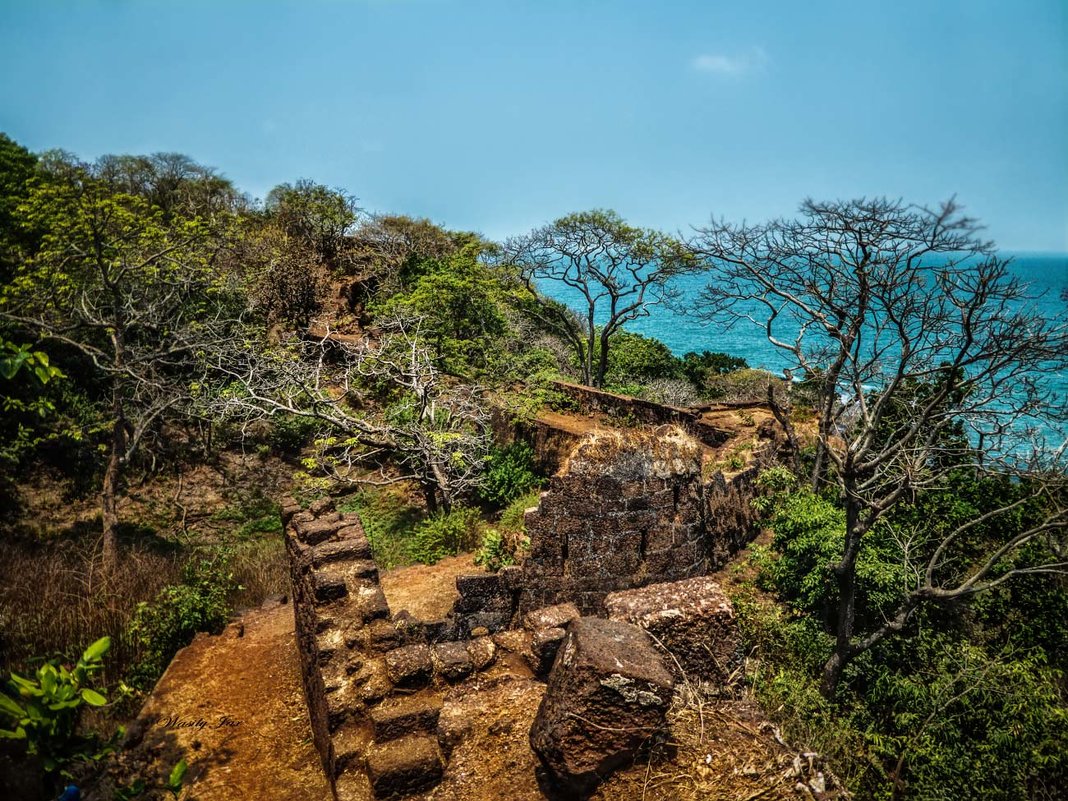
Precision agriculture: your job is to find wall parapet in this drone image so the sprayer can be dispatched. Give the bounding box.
[549,380,734,448]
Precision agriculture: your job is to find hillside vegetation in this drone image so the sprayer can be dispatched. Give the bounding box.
[0,132,1065,800]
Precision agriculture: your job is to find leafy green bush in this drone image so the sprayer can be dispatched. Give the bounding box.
[474,528,514,572]
[756,479,909,629]
[211,493,282,539]
[0,637,123,778]
[267,413,320,455]
[498,488,542,535]
[680,349,748,389]
[478,442,541,508]
[409,507,482,564]
[125,552,237,689]
[736,467,1068,800]
[603,330,681,387]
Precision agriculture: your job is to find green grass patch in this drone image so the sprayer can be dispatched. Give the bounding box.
[337,487,427,569]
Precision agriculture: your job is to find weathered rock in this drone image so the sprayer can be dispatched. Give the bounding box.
[295,515,343,545]
[530,617,675,796]
[529,627,567,676]
[311,538,373,567]
[523,602,580,631]
[312,570,348,604]
[605,575,739,681]
[366,734,443,798]
[431,641,474,682]
[384,644,433,689]
[280,499,302,528]
[371,694,443,743]
[354,660,392,704]
[492,629,533,661]
[455,573,504,598]
[352,584,391,624]
[367,619,400,652]
[466,636,497,671]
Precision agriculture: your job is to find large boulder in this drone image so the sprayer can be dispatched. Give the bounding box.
[604,575,739,682]
[529,617,675,796]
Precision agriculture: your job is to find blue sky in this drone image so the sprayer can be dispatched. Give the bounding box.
[1,0,1065,250]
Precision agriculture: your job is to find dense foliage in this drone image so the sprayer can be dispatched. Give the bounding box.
[741,467,1068,800]
[125,552,238,689]
[1,132,1063,800]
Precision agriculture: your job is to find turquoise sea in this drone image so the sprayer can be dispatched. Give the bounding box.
[539,252,1068,442]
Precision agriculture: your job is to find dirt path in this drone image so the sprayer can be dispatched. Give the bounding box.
[379,554,477,621]
[127,602,330,801]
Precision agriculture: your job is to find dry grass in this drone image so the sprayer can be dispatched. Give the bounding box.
[229,536,290,610]
[594,659,848,801]
[0,532,290,686]
[0,537,182,684]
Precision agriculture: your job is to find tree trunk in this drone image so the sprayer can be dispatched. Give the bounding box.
[766,385,800,471]
[820,494,864,696]
[595,330,611,389]
[422,483,439,514]
[586,325,597,387]
[101,412,126,571]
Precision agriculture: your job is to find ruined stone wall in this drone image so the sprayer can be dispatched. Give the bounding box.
[281,423,780,797]
[550,380,732,448]
[488,407,586,476]
[518,426,709,615]
[282,498,524,799]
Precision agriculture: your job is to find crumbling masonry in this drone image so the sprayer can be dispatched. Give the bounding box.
[284,394,783,799]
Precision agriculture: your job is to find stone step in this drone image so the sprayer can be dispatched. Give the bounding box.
[370,693,444,743]
[366,734,445,798]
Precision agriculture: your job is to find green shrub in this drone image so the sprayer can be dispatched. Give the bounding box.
[125,552,237,689]
[478,442,542,508]
[680,350,748,389]
[267,413,320,455]
[757,483,910,629]
[603,330,681,387]
[473,528,514,572]
[211,493,282,539]
[499,488,542,535]
[736,469,1068,800]
[0,637,123,779]
[409,507,482,564]
[337,488,425,569]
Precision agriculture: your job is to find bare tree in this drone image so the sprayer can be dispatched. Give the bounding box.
[204,314,491,512]
[498,209,693,388]
[691,197,1068,695]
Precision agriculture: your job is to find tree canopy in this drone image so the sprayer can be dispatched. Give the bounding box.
[499,209,694,388]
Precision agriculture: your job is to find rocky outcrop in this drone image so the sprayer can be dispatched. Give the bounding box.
[605,575,740,681]
[529,617,676,796]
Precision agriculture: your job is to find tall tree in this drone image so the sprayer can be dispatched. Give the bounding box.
[0,152,242,567]
[0,133,38,284]
[691,197,1068,695]
[264,179,360,270]
[499,209,693,388]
